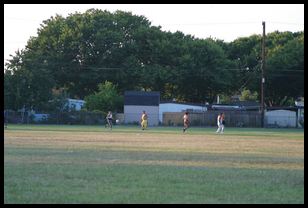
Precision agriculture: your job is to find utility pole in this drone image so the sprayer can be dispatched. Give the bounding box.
[261,21,266,127]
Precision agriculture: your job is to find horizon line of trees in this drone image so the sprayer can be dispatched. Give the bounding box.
[4,9,304,113]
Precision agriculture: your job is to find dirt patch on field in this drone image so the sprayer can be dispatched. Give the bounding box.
[5,130,304,158]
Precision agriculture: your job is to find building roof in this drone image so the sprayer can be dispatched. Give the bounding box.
[124,91,160,106]
[160,100,205,107]
[266,106,299,111]
[210,101,260,111]
[67,98,85,103]
[230,101,260,107]
[295,100,304,107]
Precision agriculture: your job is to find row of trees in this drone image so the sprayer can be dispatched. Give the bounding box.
[4,9,304,113]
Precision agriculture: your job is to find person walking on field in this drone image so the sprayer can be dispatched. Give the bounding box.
[216,112,225,133]
[220,113,225,133]
[140,110,148,130]
[106,111,113,130]
[183,112,189,133]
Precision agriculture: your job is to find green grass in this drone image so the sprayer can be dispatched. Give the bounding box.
[5,124,304,137]
[4,124,304,204]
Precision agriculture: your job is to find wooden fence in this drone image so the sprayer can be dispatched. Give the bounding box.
[163,111,262,127]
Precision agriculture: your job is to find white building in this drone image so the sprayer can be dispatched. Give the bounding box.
[124,91,160,126]
[159,101,206,123]
[295,99,304,127]
[265,110,297,127]
[66,98,86,111]
[32,113,49,122]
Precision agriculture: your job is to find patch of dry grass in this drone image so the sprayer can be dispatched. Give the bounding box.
[4,126,304,203]
[4,129,304,170]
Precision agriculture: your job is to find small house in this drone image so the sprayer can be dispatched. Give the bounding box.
[124,91,160,126]
[65,98,85,111]
[159,101,207,123]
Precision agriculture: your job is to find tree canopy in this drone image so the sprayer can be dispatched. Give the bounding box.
[4,9,304,111]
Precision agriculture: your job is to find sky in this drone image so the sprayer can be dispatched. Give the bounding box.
[4,4,304,66]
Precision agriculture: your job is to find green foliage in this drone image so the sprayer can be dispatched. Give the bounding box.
[4,9,304,109]
[218,94,232,104]
[277,96,294,106]
[265,33,304,106]
[42,91,69,113]
[4,49,54,111]
[240,88,258,101]
[84,81,123,113]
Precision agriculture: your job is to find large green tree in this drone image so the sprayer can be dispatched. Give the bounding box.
[265,33,304,106]
[225,31,304,106]
[4,9,304,111]
[4,49,54,111]
[84,81,123,113]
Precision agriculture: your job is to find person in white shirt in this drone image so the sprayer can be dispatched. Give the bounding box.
[216,112,224,133]
[106,111,113,130]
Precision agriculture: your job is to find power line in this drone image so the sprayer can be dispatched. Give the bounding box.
[4,57,303,73]
[237,71,257,91]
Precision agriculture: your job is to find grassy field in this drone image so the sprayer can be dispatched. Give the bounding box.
[4,124,304,204]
